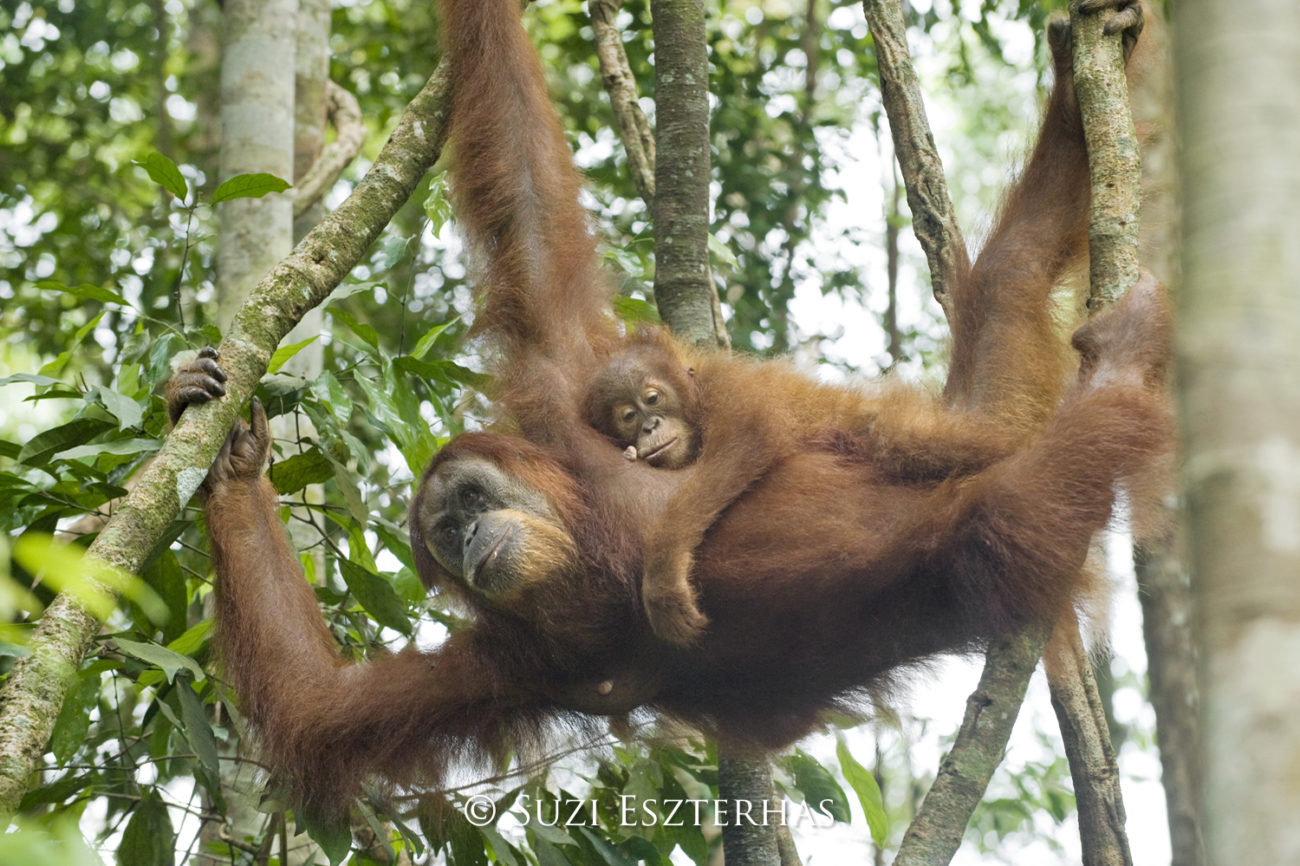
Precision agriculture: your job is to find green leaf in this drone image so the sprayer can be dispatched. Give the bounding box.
[0,373,64,388]
[336,559,412,636]
[119,791,176,866]
[143,550,188,644]
[837,735,888,845]
[269,448,334,495]
[113,637,205,683]
[135,152,189,201]
[176,677,219,776]
[37,280,130,306]
[612,295,661,325]
[707,232,739,272]
[13,534,169,623]
[410,317,461,360]
[50,670,101,763]
[17,417,116,465]
[784,750,851,824]
[60,438,161,461]
[92,386,144,429]
[327,306,380,352]
[211,172,292,203]
[166,619,213,659]
[268,335,320,374]
[423,173,454,235]
[301,810,352,866]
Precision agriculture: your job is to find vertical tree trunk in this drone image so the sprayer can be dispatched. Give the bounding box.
[650,3,781,862]
[1176,2,1300,863]
[1130,7,1206,864]
[217,0,298,329]
[651,0,726,348]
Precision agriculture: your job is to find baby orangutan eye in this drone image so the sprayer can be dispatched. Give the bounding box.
[620,407,637,424]
[644,389,659,405]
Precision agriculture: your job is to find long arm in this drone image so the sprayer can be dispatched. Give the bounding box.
[203,402,528,815]
[439,0,619,437]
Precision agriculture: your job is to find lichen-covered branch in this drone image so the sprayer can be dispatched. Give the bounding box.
[0,61,451,818]
[863,2,1043,861]
[1045,615,1133,866]
[589,0,656,206]
[293,80,366,219]
[1069,0,1141,309]
[894,622,1052,866]
[1043,3,1143,864]
[861,0,969,320]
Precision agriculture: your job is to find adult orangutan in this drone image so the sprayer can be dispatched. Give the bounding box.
[170,0,1163,815]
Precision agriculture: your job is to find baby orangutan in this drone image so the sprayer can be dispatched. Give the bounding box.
[584,328,1026,646]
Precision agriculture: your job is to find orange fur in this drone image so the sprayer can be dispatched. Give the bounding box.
[190,0,1169,815]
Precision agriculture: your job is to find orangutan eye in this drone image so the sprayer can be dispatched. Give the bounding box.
[621,407,637,424]
[644,389,659,405]
[460,487,482,510]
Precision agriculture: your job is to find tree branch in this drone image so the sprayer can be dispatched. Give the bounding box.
[293,80,367,219]
[1069,0,1141,311]
[861,0,969,320]
[1040,4,1144,864]
[864,3,1045,861]
[589,0,656,206]
[0,61,451,818]
[894,622,1052,865]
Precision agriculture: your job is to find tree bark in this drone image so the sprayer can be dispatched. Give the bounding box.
[1069,0,1141,312]
[866,2,1046,860]
[893,624,1050,866]
[0,62,452,819]
[216,0,298,330]
[590,0,656,206]
[861,0,969,320]
[1040,5,1141,864]
[650,0,725,348]
[649,4,782,863]
[1129,6,1206,864]
[1176,2,1300,863]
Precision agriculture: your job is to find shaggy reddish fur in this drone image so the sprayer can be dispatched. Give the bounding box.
[197,0,1167,815]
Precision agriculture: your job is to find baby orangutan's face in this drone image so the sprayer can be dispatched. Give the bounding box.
[606,378,698,469]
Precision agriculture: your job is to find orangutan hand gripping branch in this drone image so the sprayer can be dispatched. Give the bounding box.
[174,0,1165,815]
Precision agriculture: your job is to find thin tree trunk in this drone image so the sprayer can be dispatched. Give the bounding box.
[650,3,783,862]
[1129,6,1205,863]
[864,2,1044,859]
[861,0,968,319]
[651,0,726,348]
[1176,2,1300,863]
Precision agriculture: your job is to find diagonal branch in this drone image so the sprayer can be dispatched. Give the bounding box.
[589,0,656,206]
[293,79,367,219]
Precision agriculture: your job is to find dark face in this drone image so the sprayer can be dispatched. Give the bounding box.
[606,378,698,469]
[414,456,577,602]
